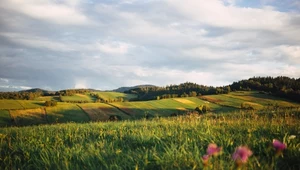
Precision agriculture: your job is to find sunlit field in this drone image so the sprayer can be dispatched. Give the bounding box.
[92,91,137,102]
[0,109,299,169]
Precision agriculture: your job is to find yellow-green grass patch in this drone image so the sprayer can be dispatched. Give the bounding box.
[34,96,60,101]
[0,100,23,110]
[93,92,137,101]
[46,103,90,123]
[17,100,44,109]
[172,98,195,104]
[10,108,47,126]
[60,94,94,102]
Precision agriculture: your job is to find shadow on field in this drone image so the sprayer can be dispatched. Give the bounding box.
[243,92,299,104]
[0,106,238,127]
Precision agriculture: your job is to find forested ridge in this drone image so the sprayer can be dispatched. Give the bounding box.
[230,76,300,102]
[0,76,299,102]
[125,76,300,102]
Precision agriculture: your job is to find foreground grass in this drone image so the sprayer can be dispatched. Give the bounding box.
[0,109,299,170]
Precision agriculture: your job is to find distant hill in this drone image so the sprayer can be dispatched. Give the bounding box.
[19,88,53,94]
[113,85,157,93]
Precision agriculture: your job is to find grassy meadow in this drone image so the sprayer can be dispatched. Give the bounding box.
[0,109,299,169]
[200,91,299,109]
[0,100,44,110]
[60,94,95,102]
[93,91,137,102]
[111,97,235,118]
[78,103,131,121]
[45,103,90,123]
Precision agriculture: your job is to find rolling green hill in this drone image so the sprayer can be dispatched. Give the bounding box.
[60,93,95,103]
[92,91,137,102]
[0,91,299,127]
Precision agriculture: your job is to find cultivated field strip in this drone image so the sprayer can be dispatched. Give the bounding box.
[78,103,131,121]
[93,91,137,101]
[45,102,90,123]
[9,108,47,126]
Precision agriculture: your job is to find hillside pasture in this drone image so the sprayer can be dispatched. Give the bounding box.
[200,91,300,109]
[111,97,230,118]
[60,94,95,102]
[228,91,299,108]
[46,103,90,123]
[94,91,137,102]
[9,108,47,126]
[0,100,23,110]
[17,100,44,109]
[0,100,43,110]
[78,103,131,121]
[34,96,60,101]
[0,110,12,127]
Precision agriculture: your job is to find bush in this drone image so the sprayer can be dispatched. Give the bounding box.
[45,101,57,107]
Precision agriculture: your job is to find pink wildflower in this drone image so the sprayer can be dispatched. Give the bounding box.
[232,146,253,164]
[273,139,286,151]
[207,143,222,156]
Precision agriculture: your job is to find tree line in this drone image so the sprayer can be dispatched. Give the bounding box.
[125,82,231,100]
[123,76,299,102]
[230,76,300,102]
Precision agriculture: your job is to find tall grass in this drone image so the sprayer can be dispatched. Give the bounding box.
[0,109,299,169]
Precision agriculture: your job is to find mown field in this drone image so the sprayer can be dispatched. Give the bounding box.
[0,100,44,110]
[111,97,236,118]
[93,91,137,102]
[78,103,131,121]
[60,94,95,102]
[200,91,299,109]
[0,109,299,169]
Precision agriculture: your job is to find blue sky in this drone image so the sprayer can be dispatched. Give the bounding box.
[0,0,299,91]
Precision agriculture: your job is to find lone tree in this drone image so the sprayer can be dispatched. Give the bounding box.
[45,101,57,107]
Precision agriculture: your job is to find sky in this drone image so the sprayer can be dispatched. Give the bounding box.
[0,0,299,91]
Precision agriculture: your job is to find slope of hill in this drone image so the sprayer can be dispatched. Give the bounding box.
[1,91,299,127]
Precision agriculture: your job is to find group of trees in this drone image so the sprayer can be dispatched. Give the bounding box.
[125,82,231,101]
[0,91,42,100]
[230,76,300,102]
[56,89,92,96]
[44,101,57,107]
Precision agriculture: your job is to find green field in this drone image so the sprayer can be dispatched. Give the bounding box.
[0,110,12,127]
[93,91,137,102]
[0,100,44,110]
[10,108,47,126]
[60,94,95,102]
[46,103,90,123]
[0,110,299,169]
[78,103,131,121]
[34,96,60,101]
[111,97,236,118]
[200,91,300,109]
[1,91,299,127]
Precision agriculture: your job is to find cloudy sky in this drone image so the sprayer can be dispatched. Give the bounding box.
[0,0,299,91]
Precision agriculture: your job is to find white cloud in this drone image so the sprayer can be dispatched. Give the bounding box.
[0,0,299,90]
[0,0,91,25]
[166,0,291,31]
[95,41,134,55]
[279,45,300,64]
[0,32,74,52]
